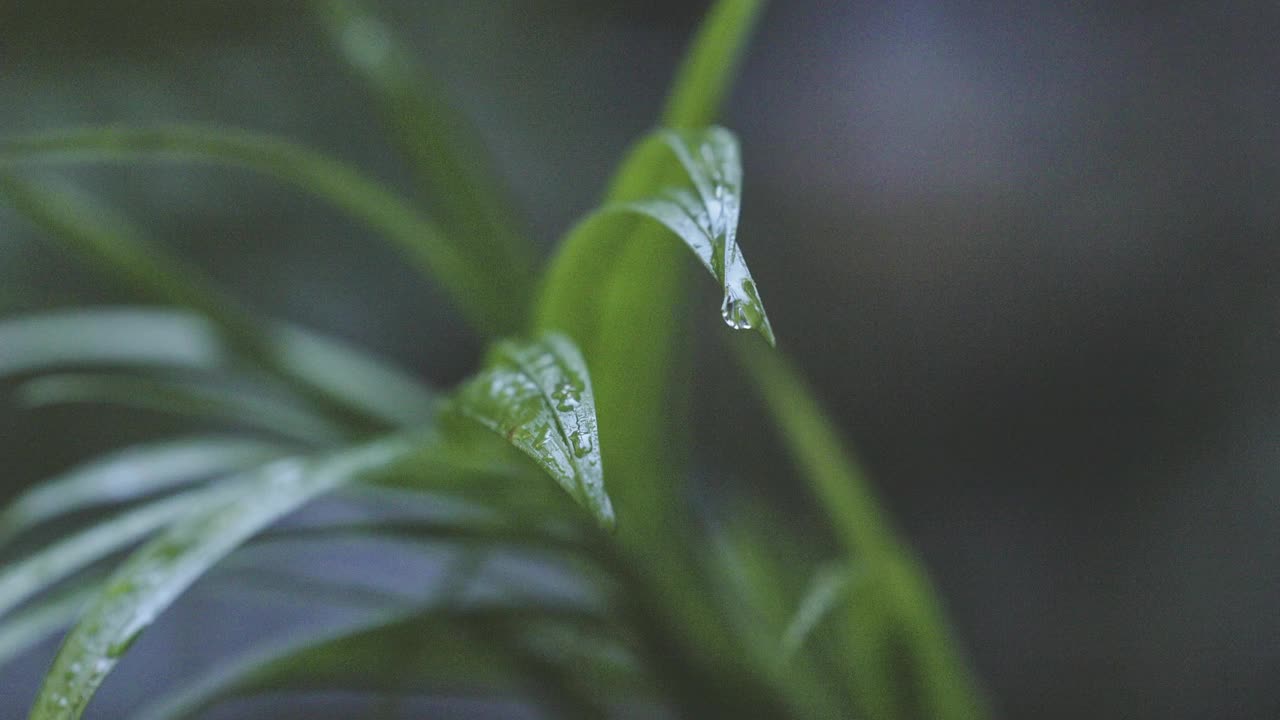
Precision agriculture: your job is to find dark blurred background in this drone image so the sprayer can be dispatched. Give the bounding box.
[1,1,1278,718]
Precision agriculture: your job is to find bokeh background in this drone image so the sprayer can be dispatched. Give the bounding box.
[1,1,1277,718]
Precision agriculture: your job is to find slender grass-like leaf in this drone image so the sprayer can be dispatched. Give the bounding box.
[0,485,243,621]
[133,602,640,720]
[18,374,346,446]
[0,436,285,547]
[737,341,988,720]
[0,307,435,427]
[0,127,511,334]
[314,0,535,307]
[449,333,613,531]
[0,578,99,670]
[27,435,416,720]
[781,562,853,660]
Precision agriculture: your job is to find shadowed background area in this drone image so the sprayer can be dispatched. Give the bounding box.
[1,1,1277,718]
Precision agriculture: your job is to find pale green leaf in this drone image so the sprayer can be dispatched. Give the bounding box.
[780,562,854,660]
[450,334,613,531]
[0,578,99,671]
[27,435,416,720]
[133,602,641,720]
[0,307,435,427]
[0,485,242,621]
[0,436,285,547]
[17,374,346,446]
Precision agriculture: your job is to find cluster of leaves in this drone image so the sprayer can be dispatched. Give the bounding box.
[0,1,985,718]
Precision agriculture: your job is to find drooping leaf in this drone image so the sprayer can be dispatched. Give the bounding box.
[736,339,989,720]
[449,333,613,531]
[133,602,643,720]
[537,126,774,347]
[0,127,512,334]
[0,307,436,427]
[0,436,285,547]
[0,577,99,670]
[27,435,416,720]
[0,485,243,621]
[314,0,535,309]
[17,373,346,446]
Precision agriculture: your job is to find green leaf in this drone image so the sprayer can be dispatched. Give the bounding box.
[314,0,535,308]
[0,485,243,621]
[0,307,436,427]
[0,436,285,547]
[537,127,774,347]
[133,602,642,720]
[0,578,99,670]
[780,562,854,660]
[449,333,613,531]
[27,435,416,720]
[0,127,513,334]
[17,373,346,446]
[736,340,988,720]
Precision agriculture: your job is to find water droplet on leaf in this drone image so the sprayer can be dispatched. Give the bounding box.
[720,295,753,331]
[569,431,593,458]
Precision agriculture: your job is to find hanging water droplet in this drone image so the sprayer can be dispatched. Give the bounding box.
[720,295,753,331]
[569,431,593,458]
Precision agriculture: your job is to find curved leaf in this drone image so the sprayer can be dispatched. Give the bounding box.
[314,0,535,303]
[0,578,99,671]
[450,334,612,531]
[0,436,285,547]
[0,127,512,333]
[0,307,435,427]
[0,486,242,621]
[27,435,416,720]
[134,602,641,720]
[780,562,854,660]
[17,373,345,446]
[537,127,773,346]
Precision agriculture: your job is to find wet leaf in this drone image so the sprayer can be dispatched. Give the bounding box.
[27,435,415,720]
[450,334,613,531]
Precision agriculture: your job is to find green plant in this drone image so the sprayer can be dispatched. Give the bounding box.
[0,1,986,718]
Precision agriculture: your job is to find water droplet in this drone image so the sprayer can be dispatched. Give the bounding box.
[720,295,753,331]
[569,431,593,458]
[552,383,581,411]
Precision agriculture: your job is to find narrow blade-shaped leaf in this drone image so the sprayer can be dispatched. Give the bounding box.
[618,127,773,345]
[736,340,988,720]
[0,307,435,427]
[27,435,416,720]
[314,0,535,308]
[17,373,346,446]
[780,562,854,659]
[0,486,242,621]
[0,127,511,334]
[134,603,641,720]
[450,334,613,531]
[0,578,99,671]
[0,437,285,546]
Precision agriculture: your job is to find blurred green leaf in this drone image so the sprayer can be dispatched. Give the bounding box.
[314,0,536,316]
[28,435,416,720]
[134,602,643,720]
[0,485,243,621]
[0,127,511,334]
[0,436,285,547]
[0,577,99,671]
[0,307,436,428]
[17,373,346,446]
[737,341,987,720]
[449,333,613,531]
[781,562,853,660]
